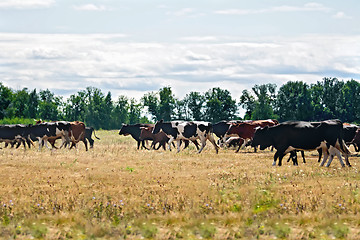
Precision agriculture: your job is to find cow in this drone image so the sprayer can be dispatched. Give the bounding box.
[222,137,244,149]
[139,127,199,150]
[139,127,172,150]
[251,120,351,167]
[45,121,88,151]
[226,119,278,152]
[212,120,243,146]
[152,120,219,154]
[119,123,154,149]
[0,124,33,149]
[33,121,71,150]
[350,128,360,152]
[85,127,100,148]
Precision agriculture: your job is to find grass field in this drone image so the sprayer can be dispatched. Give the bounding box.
[1,130,360,239]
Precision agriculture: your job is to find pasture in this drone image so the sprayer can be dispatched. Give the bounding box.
[1,130,360,239]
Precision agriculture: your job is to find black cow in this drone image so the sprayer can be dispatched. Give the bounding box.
[251,120,350,167]
[118,123,154,149]
[152,120,219,154]
[0,124,33,149]
[85,127,100,148]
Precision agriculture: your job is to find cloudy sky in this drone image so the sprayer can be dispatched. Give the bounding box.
[0,0,359,112]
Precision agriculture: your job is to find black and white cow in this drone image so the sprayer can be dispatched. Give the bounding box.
[29,121,71,150]
[251,119,350,167]
[152,120,219,154]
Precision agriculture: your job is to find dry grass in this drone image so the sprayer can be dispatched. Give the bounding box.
[1,130,360,239]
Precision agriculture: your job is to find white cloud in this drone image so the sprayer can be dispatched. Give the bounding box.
[0,33,359,101]
[73,4,110,12]
[333,11,352,19]
[215,2,330,15]
[0,0,55,9]
[166,8,204,18]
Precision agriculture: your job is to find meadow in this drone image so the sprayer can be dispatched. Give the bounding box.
[1,130,360,239]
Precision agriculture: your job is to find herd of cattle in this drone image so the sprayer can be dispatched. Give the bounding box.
[119,119,360,167]
[0,121,99,151]
[2,118,360,167]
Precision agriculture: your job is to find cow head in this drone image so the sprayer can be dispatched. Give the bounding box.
[119,124,129,135]
[251,126,272,150]
[152,119,164,134]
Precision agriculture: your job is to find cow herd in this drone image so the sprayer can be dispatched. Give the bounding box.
[119,119,360,167]
[2,118,359,167]
[0,121,100,151]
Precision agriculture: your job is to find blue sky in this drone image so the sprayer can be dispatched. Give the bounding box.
[0,0,359,113]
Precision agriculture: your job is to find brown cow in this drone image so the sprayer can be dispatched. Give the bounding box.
[68,121,87,151]
[139,127,171,150]
[226,119,278,152]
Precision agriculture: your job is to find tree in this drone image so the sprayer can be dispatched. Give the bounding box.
[128,98,141,124]
[310,78,345,121]
[111,95,129,128]
[275,81,313,121]
[185,91,204,121]
[64,91,86,122]
[342,79,360,122]
[26,89,39,119]
[141,91,160,121]
[204,87,237,122]
[0,83,13,119]
[158,87,175,121]
[38,89,62,120]
[84,87,105,129]
[239,90,256,120]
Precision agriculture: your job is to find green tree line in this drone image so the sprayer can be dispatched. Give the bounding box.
[0,77,359,129]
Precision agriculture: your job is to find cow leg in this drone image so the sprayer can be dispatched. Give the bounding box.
[352,143,359,152]
[177,141,182,153]
[83,139,88,151]
[137,140,141,149]
[168,137,175,151]
[192,140,200,150]
[141,140,149,150]
[88,139,94,148]
[320,149,330,166]
[208,135,219,154]
[344,153,352,167]
[197,138,207,154]
[317,149,322,162]
[278,154,285,166]
[272,151,279,166]
[301,151,306,163]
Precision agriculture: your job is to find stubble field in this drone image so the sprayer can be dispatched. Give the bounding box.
[1,130,360,239]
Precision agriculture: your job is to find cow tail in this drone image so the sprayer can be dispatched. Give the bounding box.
[75,131,85,143]
[93,130,100,140]
[340,139,351,154]
[70,129,76,142]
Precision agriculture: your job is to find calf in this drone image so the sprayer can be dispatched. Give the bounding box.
[222,137,244,149]
[139,127,171,150]
[140,127,199,150]
[152,120,219,154]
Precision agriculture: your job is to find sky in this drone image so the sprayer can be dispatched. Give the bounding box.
[0,0,359,116]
